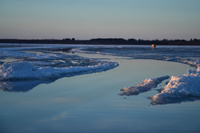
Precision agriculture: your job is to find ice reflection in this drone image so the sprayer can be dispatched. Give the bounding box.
[0,80,52,92]
[41,111,69,122]
[149,96,200,105]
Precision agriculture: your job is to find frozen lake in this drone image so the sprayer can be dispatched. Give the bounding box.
[0,44,200,133]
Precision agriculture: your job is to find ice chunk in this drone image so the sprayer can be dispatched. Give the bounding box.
[119,76,169,96]
[150,69,200,105]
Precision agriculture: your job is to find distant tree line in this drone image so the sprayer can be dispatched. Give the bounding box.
[0,38,200,45]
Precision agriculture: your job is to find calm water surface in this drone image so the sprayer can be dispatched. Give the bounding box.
[0,53,200,133]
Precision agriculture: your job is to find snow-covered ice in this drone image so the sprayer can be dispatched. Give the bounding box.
[0,44,118,91]
[0,61,118,81]
[149,67,200,105]
[0,60,118,92]
[119,76,169,96]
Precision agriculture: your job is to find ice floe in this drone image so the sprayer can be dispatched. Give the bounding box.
[119,76,169,96]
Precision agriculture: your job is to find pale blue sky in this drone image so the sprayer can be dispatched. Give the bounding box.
[0,0,200,40]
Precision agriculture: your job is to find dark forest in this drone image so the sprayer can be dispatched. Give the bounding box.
[0,38,200,45]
